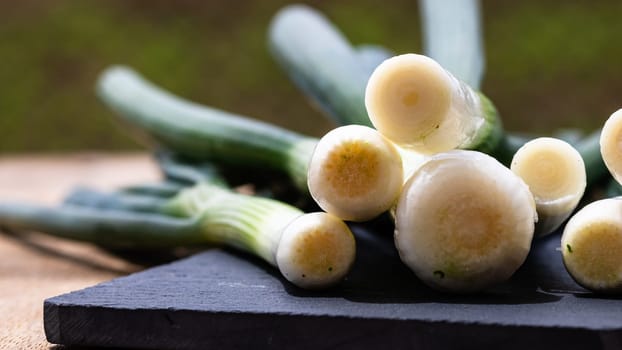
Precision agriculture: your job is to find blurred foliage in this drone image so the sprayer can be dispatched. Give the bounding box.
[0,0,621,152]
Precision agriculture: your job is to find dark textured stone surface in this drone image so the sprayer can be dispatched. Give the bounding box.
[44,227,622,349]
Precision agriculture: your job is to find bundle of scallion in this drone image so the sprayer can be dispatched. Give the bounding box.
[97,64,538,293]
[2,2,615,297]
[0,159,356,290]
[97,60,613,294]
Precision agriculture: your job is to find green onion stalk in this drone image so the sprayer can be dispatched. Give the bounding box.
[268,4,371,127]
[63,187,172,214]
[99,69,535,292]
[0,163,356,290]
[418,0,486,90]
[97,66,317,194]
[119,181,186,198]
[62,153,229,213]
[62,154,202,213]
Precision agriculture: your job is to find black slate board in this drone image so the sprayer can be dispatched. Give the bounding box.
[44,226,622,350]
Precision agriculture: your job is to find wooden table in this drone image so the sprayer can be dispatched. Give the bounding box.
[0,153,160,349]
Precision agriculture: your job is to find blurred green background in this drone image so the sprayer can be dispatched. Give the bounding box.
[1,0,621,152]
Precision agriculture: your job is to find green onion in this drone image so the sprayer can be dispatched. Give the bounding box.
[0,204,204,247]
[119,181,185,198]
[164,182,355,290]
[97,66,317,193]
[166,182,356,289]
[510,137,586,237]
[365,53,502,155]
[275,212,356,288]
[561,197,622,294]
[2,177,356,290]
[64,187,170,213]
[307,125,404,222]
[394,150,536,293]
[268,4,372,127]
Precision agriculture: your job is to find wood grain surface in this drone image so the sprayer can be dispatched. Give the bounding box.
[0,153,160,349]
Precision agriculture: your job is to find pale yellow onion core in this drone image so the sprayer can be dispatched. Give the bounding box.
[365,54,484,154]
[600,109,622,185]
[510,137,586,236]
[276,212,356,289]
[394,150,536,292]
[562,198,622,293]
[307,125,403,222]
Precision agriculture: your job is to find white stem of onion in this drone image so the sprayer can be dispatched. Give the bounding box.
[510,137,586,237]
[394,150,537,293]
[561,197,622,293]
[307,125,404,222]
[600,109,622,185]
[166,183,356,289]
[365,53,499,154]
[276,212,356,289]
